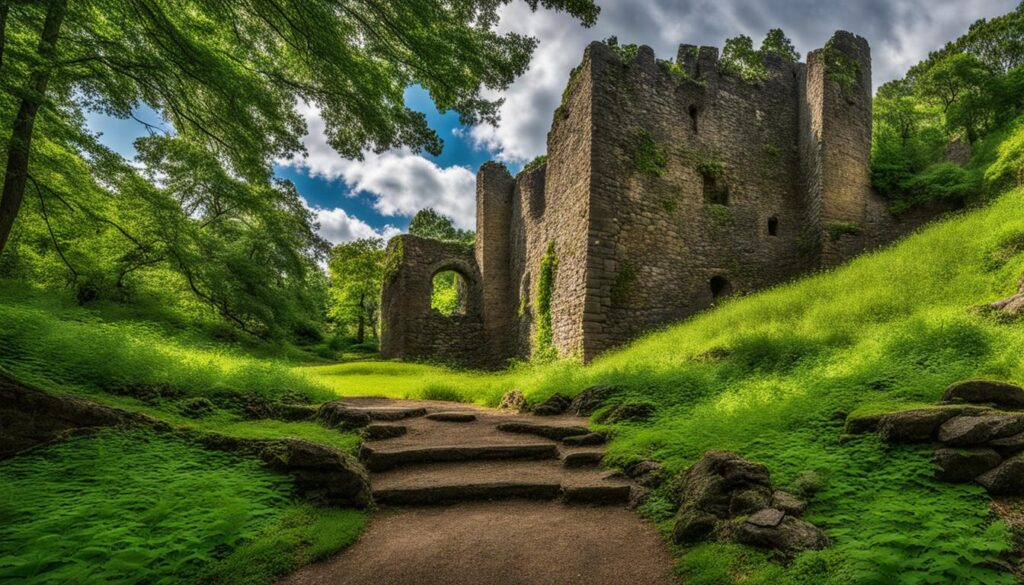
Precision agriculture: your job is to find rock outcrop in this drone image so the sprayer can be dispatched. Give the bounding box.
[0,372,169,458]
[671,451,826,559]
[848,379,1024,494]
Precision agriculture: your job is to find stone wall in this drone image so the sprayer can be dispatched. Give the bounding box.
[379,235,493,367]
[582,42,815,355]
[381,31,948,368]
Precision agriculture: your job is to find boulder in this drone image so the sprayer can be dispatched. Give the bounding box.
[937,414,1024,446]
[1,373,169,458]
[746,508,785,528]
[675,451,772,521]
[771,491,807,517]
[533,393,571,416]
[626,460,667,488]
[259,439,371,507]
[734,515,829,559]
[877,405,991,443]
[977,453,1024,495]
[843,412,884,435]
[990,431,1024,454]
[568,385,617,416]
[599,402,656,424]
[942,380,1024,410]
[932,447,1002,483]
[498,389,527,411]
[673,508,720,544]
[316,401,371,429]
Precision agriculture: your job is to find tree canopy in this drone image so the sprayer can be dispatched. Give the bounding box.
[408,208,475,244]
[0,0,598,342]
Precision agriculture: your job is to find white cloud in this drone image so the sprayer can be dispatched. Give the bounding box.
[311,204,401,244]
[283,103,477,230]
[469,0,1020,163]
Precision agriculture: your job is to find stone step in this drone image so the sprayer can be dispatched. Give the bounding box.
[563,484,632,504]
[374,482,562,505]
[371,460,632,505]
[425,412,477,423]
[562,433,605,446]
[348,406,428,421]
[496,422,591,441]
[361,443,559,471]
[364,424,407,441]
[563,450,604,468]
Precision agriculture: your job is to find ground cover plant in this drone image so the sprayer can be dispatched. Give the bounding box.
[0,429,365,585]
[302,188,1024,583]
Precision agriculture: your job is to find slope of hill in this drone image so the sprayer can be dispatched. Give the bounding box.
[307,188,1024,583]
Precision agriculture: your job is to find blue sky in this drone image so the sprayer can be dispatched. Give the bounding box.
[85,0,1020,244]
[86,85,503,239]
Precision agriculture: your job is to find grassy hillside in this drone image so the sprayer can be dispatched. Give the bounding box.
[0,282,365,585]
[305,189,1024,583]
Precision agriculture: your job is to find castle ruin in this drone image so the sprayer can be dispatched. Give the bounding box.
[380,31,940,368]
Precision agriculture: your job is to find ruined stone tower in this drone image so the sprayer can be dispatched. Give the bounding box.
[380,31,939,368]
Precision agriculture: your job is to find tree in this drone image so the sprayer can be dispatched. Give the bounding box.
[327,238,385,344]
[408,208,474,243]
[0,0,599,257]
[761,28,799,62]
[721,34,765,81]
[916,53,994,142]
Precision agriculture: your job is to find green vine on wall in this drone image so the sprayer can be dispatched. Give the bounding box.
[611,260,636,306]
[633,129,668,177]
[825,221,864,240]
[822,38,859,90]
[533,241,558,361]
[382,238,405,283]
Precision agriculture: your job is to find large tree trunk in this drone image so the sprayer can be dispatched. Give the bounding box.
[0,0,67,257]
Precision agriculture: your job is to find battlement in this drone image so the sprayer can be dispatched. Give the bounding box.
[381,31,940,368]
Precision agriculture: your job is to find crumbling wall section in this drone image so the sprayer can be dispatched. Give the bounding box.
[581,41,815,357]
[506,52,597,360]
[379,235,491,366]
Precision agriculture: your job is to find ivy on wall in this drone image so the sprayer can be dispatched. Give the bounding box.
[633,129,668,177]
[822,38,860,90]
[532,241,558,361]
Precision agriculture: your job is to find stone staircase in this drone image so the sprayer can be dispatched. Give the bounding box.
[339,397,634,507]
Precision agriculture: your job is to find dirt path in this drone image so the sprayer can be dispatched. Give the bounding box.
[276,398,677,585]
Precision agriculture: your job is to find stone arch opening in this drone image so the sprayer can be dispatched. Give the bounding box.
[688,105,699,133]
[768,216,779,236]
[431,269,469,317]
[710,275,732,300]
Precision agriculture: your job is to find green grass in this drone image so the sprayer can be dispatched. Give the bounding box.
[0,280,365,452]
[0,280,332,403]
[302,189,1024,583]
[0,429,365,585]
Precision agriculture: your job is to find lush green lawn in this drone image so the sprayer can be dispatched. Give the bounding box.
[0,429,364,585]
[302,190,1024,584]
[0,281,365,585]
[5,190,1024,584]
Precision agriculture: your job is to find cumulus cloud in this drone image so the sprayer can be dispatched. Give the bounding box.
[283,103,477,230]
[470,0,1019,163]
[310,204,401,245]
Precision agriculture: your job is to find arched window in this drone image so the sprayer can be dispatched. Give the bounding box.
[431,270,468,316]
[768,216,779,236]
[710,275,733,300]
[688,105,699,133]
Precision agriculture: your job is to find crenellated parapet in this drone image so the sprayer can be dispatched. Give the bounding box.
[381,31,945,368]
